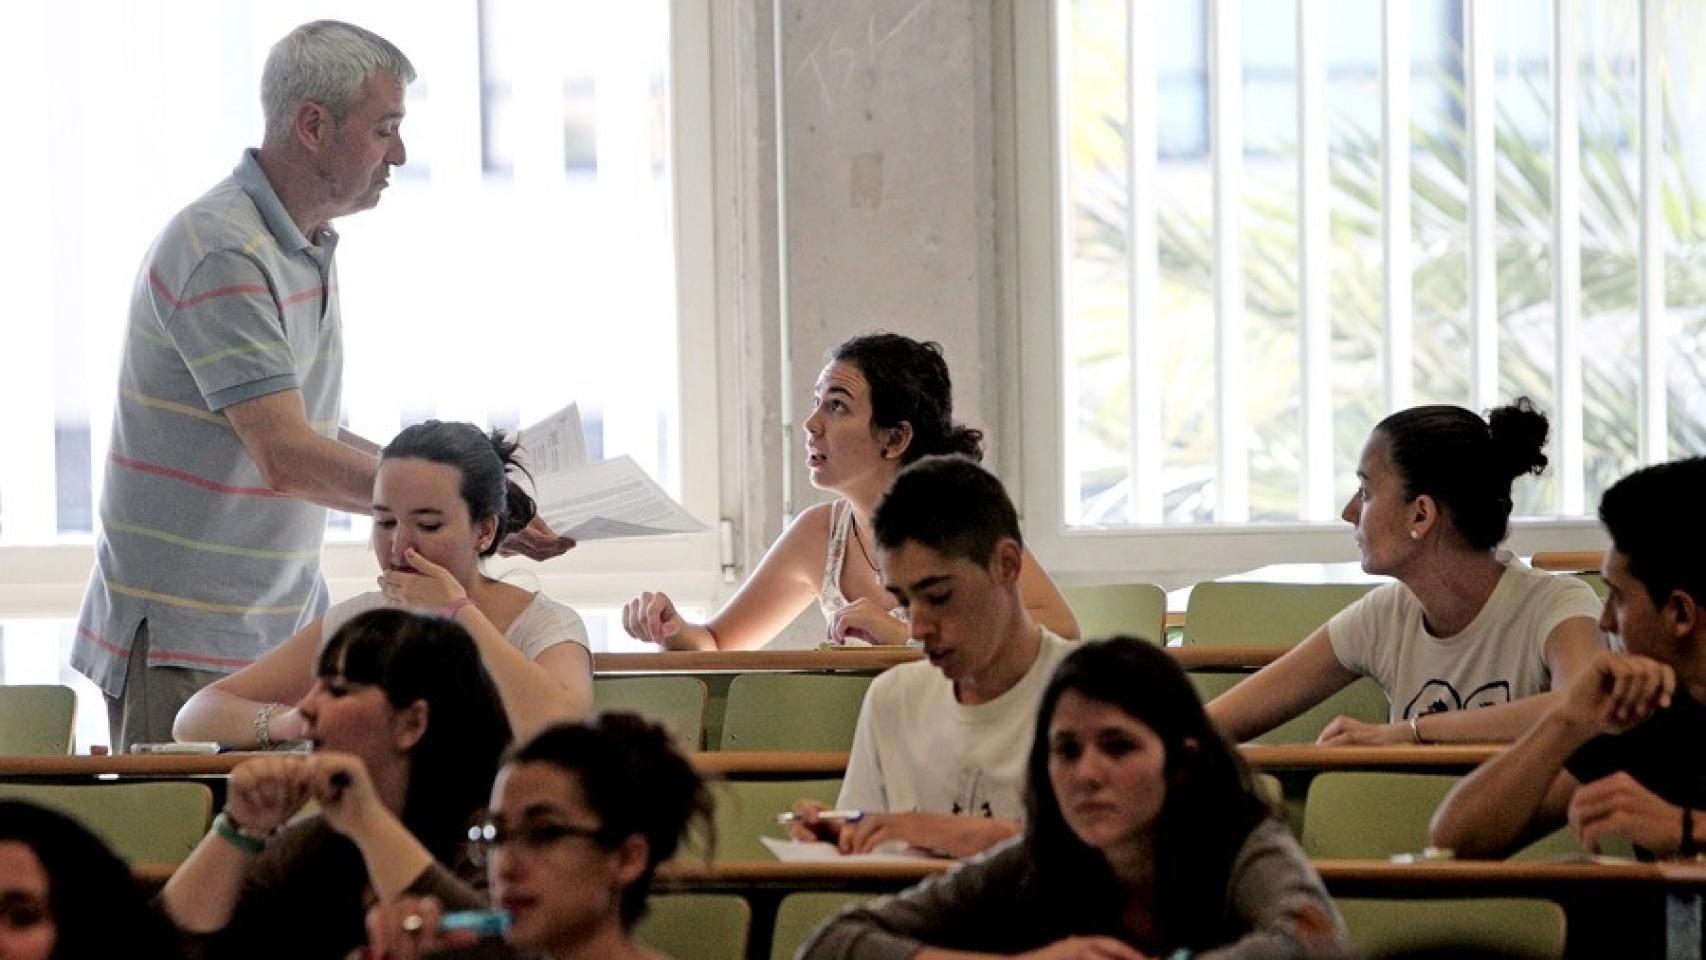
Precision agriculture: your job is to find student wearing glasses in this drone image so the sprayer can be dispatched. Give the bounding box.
[364,713,713,960]
[160,609,511,959]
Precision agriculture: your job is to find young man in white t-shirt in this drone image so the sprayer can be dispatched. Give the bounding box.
[788,455,1074,858]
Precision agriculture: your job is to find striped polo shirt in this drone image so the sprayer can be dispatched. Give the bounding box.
[73,150,344,696]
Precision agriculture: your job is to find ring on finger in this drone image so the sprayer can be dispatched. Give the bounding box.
[401,914,425,933]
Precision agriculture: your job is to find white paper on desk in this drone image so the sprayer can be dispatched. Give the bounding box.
[518,403,589,478]
[534,455,705,541]
[760,836,936,863]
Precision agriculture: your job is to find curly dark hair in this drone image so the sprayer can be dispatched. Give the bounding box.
[831,333,983,464]
[506,713,714,929]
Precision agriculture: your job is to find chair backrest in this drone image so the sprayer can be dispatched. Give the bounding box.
[1191,672,1389,745]
[1183,581,1377,646]
[710,778,842,861]
[593,676,708,750]
[719,674,873,751]
[1302,772,1459,858]
[0,781,212,866]
[0,684,76,755]
[770,891,870,960]
[1572,571,1609,599]
[1337,897,1566,959]
[1060,583,1167,644]
[636,893,751,960]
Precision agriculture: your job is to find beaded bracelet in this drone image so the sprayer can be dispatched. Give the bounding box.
[253,701,282,750]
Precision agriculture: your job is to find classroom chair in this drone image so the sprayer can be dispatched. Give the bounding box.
[1301,771,1608,862]
[636,893,751,960]
[770,892,871,960]
[0,781,212,866]
[0,683,77,755]
[1190,672,1389,745]
[1060,583,1167,645]
[593,676,709,750]
[1182,581,1377,647]
[719,673,873,751]
[711,778,842,861]
[1336,897,1566,959]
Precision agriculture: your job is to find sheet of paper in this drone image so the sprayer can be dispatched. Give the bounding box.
[533,455,705,541]
[759,836,937,863]
[518,403,588,478]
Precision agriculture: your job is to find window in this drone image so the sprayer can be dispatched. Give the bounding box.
[1016,0,1703,574]
[0,2,722,644]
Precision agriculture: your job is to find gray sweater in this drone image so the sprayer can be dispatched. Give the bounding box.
[799,819,1345,960]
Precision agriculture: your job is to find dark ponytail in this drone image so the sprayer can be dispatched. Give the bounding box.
[831,332,984,464]
[1375,398,1549,551]
[382,420,535,557]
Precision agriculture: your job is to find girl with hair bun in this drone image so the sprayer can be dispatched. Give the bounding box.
[1208,399,1605,746]
[622,332,1077,650]
[176,420,592,745]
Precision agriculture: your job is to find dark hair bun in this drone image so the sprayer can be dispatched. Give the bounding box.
[1486,398,1549,483]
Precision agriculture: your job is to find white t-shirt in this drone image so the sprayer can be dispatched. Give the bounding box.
[1328,552,1602,722]
[320,590,589,662]
[838,627,1075,819]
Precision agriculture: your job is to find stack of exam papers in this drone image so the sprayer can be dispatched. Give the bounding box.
[520,403,705,542]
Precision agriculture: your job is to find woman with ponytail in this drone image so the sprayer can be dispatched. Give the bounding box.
[1207,399,1605,746]
[176,421,592,745]
[621,332,1077,650]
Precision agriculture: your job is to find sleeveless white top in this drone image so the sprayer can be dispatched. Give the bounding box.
[816,499,909,642]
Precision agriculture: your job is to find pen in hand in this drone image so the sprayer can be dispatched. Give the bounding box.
[775,809,864,825]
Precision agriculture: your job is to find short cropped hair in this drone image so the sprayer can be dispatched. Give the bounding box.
[872,455,1020,566]
[1599,457,1706,608]
[261,20,415,144]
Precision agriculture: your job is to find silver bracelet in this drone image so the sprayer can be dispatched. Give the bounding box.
[253,702,281,750]
[1409,714,1426,744]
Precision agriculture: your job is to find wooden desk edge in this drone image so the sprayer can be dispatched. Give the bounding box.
[593,645,1285,674]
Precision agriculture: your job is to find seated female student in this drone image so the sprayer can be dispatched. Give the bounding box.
[0,800,185,960]
[175,420,592,746]
[1206,400,1604,746]
[361,713,713,960]
[802,637,1345,960]
[160,609,512,960]
[622,332,1078,649]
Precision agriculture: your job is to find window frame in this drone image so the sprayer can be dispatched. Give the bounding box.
[1011,0,1614,586]
[0,0,728,623]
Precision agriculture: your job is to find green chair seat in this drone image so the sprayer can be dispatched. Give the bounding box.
[0,781,212,866]
[1337,897,1565,959]
[711,778,842,861]
[594,676,708,750]
[636,893,750,960]
[719,674,873,752]
[0,684,76,755]
[771,891,871,960]
[1184,581,1377,647]
[1193,672,1388,745]
[1060,583,1167,644]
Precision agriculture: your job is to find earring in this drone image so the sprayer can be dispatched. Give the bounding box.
[1409,530,1420,541]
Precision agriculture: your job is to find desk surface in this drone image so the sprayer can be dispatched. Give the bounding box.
[594,645,1284,674]
[0,750,854,779]
[654,857,1706,890]
[0,743,1498,781]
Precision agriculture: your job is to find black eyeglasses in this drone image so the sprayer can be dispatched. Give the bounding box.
[466,817,605,866]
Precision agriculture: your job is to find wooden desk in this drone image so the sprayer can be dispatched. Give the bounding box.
[1240,744,1501,771]
[594,645,1284,675]
[655,858,1706,958]
[0,750,852,781]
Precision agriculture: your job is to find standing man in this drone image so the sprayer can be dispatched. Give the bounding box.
[74,21,567,751]
[1430,456,1706,860]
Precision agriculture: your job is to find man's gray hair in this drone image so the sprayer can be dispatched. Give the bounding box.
[261,20,415,144]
